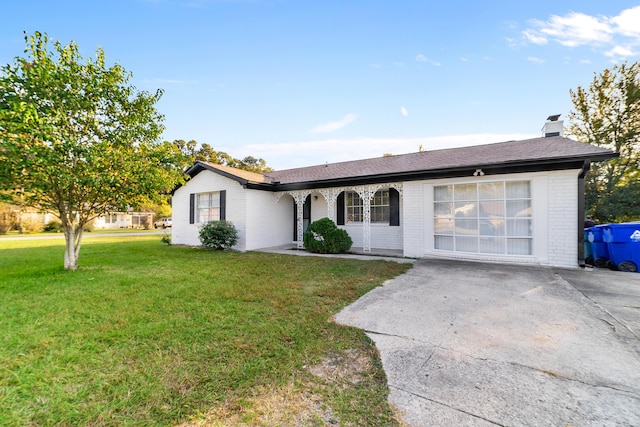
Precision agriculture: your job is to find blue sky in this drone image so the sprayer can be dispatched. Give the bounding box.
[1,1,639,170]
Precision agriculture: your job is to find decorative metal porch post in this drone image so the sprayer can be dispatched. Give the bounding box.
[355,185,381,253]
[290,191,310,249]
[319,187,343,223]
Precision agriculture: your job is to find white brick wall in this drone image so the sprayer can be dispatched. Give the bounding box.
[341,224,403,250]
[172,171,248,249]
[310,191,331,222]
[402,181,426,258]
[245,191,293,250]
[403,170,581,268]
[546,169,579,268]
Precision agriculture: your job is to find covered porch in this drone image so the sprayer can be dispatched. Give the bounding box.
[275,182,404,253]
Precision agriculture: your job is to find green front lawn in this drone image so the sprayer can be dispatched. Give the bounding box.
[0,236,411,426]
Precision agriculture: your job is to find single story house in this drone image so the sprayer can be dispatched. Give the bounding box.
[93,211,154,229]
[172,116,616,268]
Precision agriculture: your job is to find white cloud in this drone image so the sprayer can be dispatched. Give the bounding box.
[521,6,640,59]
[604,45,635,57]
[460,57,468,62]
[231,133,539,170]
[611,5,640,37]
[308,113,359,134]
[400,106,409,117]
[415,53,440,66]
[541,13,612,47]
[527,56,545,64]
[579,59,592,64]
[522,29,547,45]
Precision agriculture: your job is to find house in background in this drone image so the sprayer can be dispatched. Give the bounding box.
[93,211,154,229]
[172,116,616,268]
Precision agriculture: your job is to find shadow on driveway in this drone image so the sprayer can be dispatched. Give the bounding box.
[336,259,640,426]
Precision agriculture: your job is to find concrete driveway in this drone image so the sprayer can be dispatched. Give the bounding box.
[336,259,640,426]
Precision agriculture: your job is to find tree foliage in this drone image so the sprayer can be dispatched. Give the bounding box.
[172,139,273,173]
[0,32,184,270]
[569,61,640,222]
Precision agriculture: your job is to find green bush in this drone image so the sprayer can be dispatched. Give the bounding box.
[199,220,238,250]
[303,217,352,254]
[160,233,171,245]
[43,220,62,232]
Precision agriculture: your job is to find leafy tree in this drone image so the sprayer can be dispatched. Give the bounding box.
[171,139,273,173]
[0,32,184,270]
[569,61,640,222]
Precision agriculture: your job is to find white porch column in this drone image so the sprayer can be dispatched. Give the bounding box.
[319,187,343,223]
[290,191,310,249]
[354,185,381,253]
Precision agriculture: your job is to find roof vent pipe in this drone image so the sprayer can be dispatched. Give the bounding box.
[542,114,564,137]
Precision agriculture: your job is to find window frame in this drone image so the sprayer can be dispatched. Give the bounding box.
[196,191,221,224]
[345,189,390,224]
[433,181,532,256]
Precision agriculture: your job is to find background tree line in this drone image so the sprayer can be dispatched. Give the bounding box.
[569,61,640,223]
[171,139,273,173]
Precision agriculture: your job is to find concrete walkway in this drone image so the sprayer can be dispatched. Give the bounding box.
[257,245,416,264]
[336,259,640,426]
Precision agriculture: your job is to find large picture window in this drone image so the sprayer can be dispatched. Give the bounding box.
[345,189,390,223]
[434,181,532,255]
[197,192,220,223]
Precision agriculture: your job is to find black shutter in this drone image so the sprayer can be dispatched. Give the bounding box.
[220,190,226,220]
[389,188,400,226]
[189,194,195,224]
[336,191,345,225]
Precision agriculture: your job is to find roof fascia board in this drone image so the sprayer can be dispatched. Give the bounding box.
[187,162,250,186]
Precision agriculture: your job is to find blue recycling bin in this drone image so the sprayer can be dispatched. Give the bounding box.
[584,230,593,260]
[602,223,640,272]
[586,225,611,267]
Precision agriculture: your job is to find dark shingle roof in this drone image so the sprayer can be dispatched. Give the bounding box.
[184,136,616,191]
[264,136,615,186]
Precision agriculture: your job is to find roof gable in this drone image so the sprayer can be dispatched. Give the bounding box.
[186,161,271,186]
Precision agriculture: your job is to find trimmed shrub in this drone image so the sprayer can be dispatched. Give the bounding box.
[83,220,94,232]
[303,217,352,254]
[160,233,171,245]
[18,215,44,233]
[44,220,62,232]
[199,220,238,250]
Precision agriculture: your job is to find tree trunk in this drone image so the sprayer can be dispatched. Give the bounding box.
[62,222,84,271]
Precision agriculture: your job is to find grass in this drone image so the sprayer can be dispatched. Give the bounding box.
[0,236,411,426]
[0,228,160,238]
